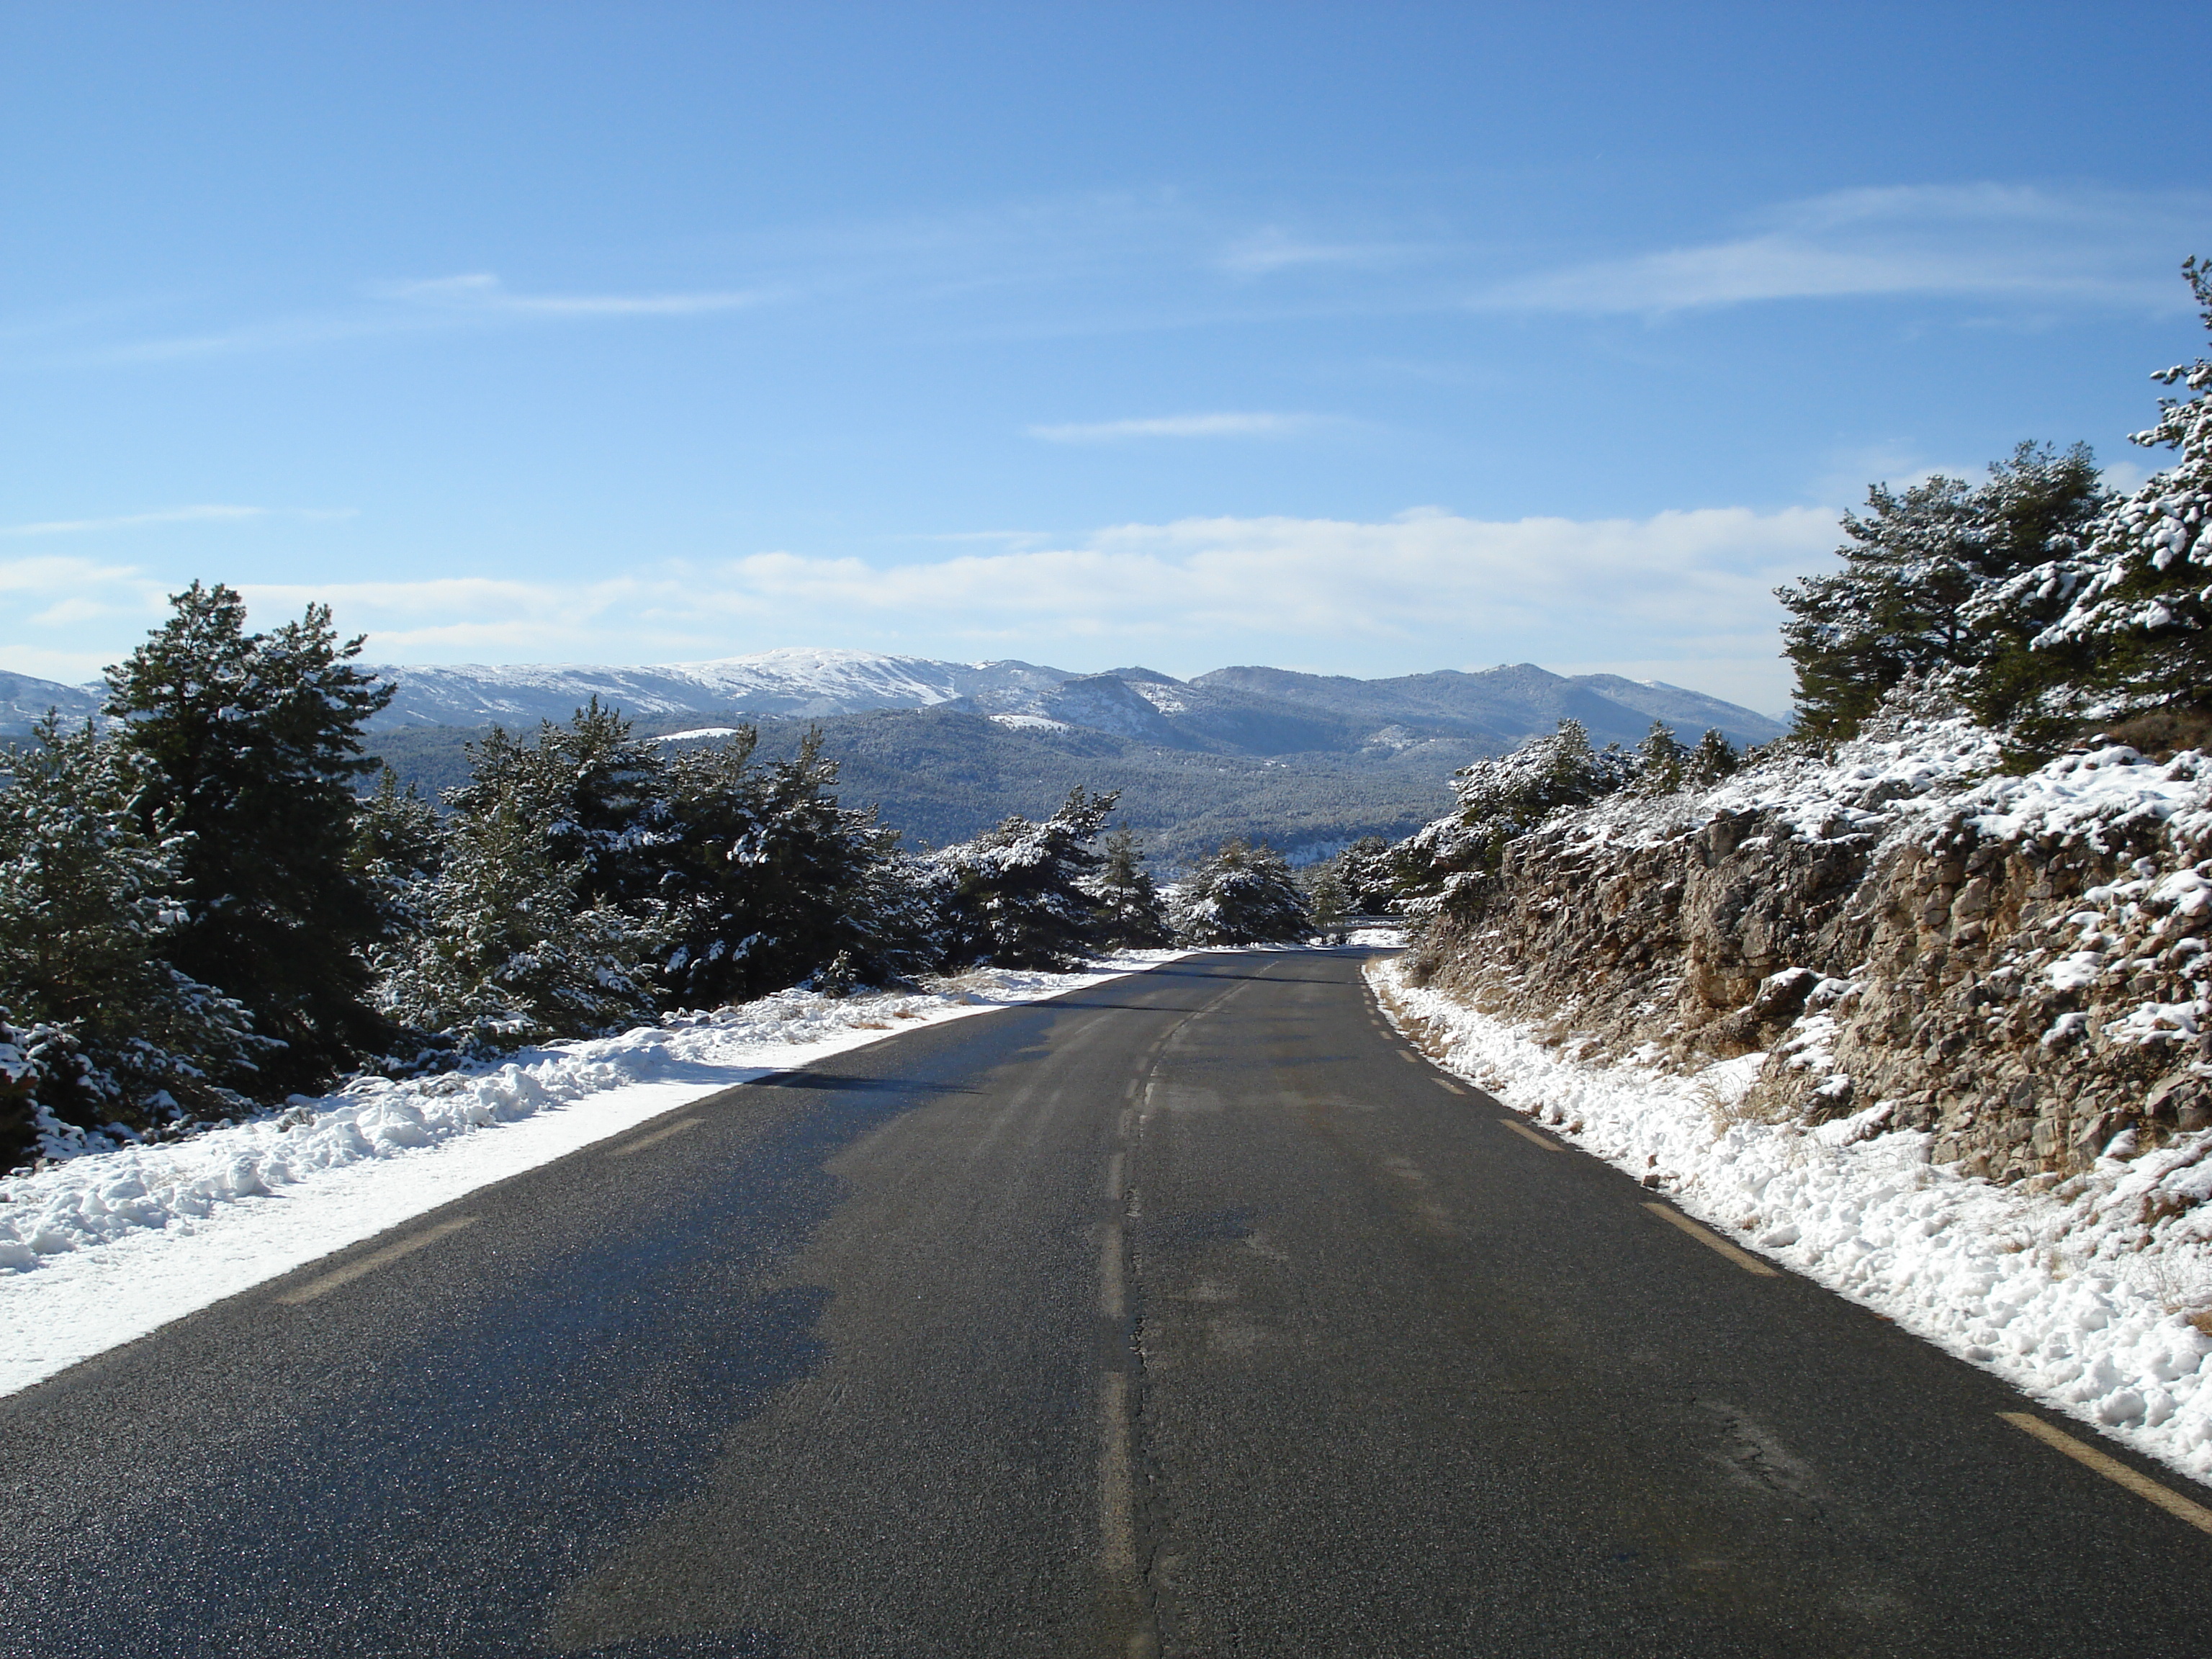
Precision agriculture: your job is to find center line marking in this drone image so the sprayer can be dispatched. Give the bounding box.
[1499,1118,1565,1152]
[1099,1371,1137,1580]
[276,1217,478,1305]
[1642,1202,1780,1277]
[1100,1222,1125,1319]
[1434,1078,1466,1095]
[1397,1051,1420,1064]
[2000,1412,2212,1534]
[606,1117,702,1156]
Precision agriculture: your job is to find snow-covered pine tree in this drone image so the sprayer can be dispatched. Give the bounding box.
[1300,860,1351,943]
[1169,839,1311,945]
[1996,258,2212,737]
[655,730,934,1002]
[1334,835,1403,914]
[105,581,395,1092]
[1086,826,1172,949]
[1629,720,1689,795]
[444,698,670,910]
[933,787,1121,968]
[0,718,263,1160]
[1777,444,2109,742]
[349,764,445,945]
[372,798,666,1048]
[1392,719,1634,912]
[1683,727,1740,788]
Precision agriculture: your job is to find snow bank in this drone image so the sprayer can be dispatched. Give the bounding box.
[0,954,1183,1396]
[1374,957,2212,1488]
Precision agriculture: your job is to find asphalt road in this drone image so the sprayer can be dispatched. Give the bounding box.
[4,949,2211,1656]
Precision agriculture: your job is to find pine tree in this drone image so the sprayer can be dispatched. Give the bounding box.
[677,732,931,998]
[372,799,666,1048]
[2000,258,2212,732]
[1169,839,1310,945]
[1682,727,1740,788]
[1300,862,1351,943]
[105,582,395,1091]
[445,698,669,909]
[1086,827,1172,949]
[349,765,445,944]
[1393,719,1633,909]
[933,787,1121,968]
[1629,721,1689,795]
[1778,444,2109,741]
[1334,836,1403,914]
[0,718,263,1155]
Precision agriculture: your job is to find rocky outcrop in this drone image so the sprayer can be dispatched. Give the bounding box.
[1406,723,2212,1187]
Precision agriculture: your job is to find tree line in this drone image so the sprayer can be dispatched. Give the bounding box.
[1,586,1313,1164]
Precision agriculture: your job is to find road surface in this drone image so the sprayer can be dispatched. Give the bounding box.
[3,950,2209,1655]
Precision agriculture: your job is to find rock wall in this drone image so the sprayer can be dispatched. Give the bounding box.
[1405,736,2212,1187]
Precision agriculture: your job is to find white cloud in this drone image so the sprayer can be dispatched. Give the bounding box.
[1,504,269,536]
[1475,183,2211,315]
[168,505,1827,711]
[94,273,775,363]
[2,507,1842,711]
[1215,228,1424,276]
[1028,411,1319,442]
[373,273,773,318]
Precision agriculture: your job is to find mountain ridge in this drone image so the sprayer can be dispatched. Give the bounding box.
[2,649,1789,754]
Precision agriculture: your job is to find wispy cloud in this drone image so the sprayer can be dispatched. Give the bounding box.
[1215,228,1426,276]
[38,179,2208,372]
[1,504,354,536]
[94,271,778,363]
[1473,183,2212,315]
[1028,411,1319,442]
[373,272,774,318]
[3,504,267,536]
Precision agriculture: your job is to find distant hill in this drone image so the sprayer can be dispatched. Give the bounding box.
[0,671,102,733]
[4,649,1788,868]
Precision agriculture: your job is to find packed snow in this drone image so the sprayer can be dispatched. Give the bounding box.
[0,953,1183,1398]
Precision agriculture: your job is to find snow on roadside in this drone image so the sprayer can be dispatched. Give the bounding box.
[1372,956,2212,1489]
[0,953,1184,1397]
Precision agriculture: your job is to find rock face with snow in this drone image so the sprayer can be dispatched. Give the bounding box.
[1407,703,2212,1187]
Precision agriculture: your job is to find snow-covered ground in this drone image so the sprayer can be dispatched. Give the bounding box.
[1374,957,2212,1489]
[0,953,1184,1398]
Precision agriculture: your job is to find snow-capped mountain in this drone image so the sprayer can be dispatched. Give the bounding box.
[359,648,1074,729]
[0,671,102,734]
[0,649,1789,753]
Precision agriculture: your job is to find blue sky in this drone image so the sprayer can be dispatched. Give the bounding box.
[4,2,2208,714]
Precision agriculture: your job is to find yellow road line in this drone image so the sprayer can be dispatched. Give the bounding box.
[1398,1051,1420,1064]
[2000,1412,2212,1535]
[606,1117,702,1157]
[275,1217,477,1305]
[1100,1221,1126,1320]
[1099,1370,1136,1580]
[1498,1118,1565,1153]
[1434,1078,1466,1096]
[1641,1202,1779,1277]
